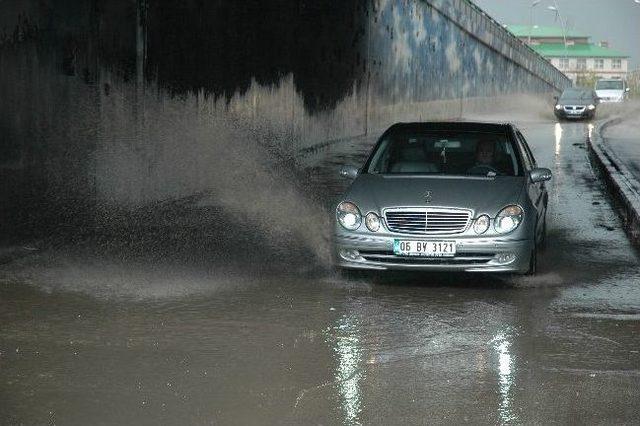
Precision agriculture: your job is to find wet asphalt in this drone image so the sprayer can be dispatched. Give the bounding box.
[1,117,640,425]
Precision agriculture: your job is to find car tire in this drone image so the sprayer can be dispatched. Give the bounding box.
[538,213,547,251]
[525,244,537,276]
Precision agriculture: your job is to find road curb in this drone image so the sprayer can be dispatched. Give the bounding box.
[587,118,640,246]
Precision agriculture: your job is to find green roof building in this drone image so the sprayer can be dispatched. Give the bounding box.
[507,25,590,42]
[505,25,629,83]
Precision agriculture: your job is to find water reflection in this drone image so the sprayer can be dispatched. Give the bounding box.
[588,123,594,140]
[492,331,516,424]
[552,122,564,205]
[554,122,563,157]
[331,314,365,425]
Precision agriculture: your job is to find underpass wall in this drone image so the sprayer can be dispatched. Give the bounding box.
[0,0,570,237]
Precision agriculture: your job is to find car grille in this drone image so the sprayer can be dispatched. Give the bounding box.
[563,105,586,113]
[384,208,471,234]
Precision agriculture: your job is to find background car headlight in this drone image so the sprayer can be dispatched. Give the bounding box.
[494,205,523,234]
[365,212,381,232]
[473,215,490,234]
[337,202,362,230]
[555,105,562,110]
[587,104,596,110]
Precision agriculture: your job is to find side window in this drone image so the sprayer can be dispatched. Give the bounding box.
[521,133,537,167]
[516,131,536,169]
[367,138,390,173]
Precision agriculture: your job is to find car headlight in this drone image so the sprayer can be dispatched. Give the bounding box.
[587,104,595,110]
[365,212,381,232]
[336,202,362,231]
[555,104,562,110]
[494,205,523,234]
[473,215,490,234]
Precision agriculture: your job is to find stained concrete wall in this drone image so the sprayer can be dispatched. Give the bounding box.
[0,0,570,238]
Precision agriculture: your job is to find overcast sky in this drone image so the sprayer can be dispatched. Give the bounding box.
[472,0,640,69]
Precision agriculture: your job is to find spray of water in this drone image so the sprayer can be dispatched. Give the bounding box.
[3,84,583,298]
[94,83,334,270]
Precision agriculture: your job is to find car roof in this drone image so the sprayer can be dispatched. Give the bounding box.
[385,121,513,134]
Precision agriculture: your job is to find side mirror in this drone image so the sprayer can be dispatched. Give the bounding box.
[339,165,359,179]
[530,167,552,183]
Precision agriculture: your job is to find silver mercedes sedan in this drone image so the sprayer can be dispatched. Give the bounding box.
[334,122,552,275]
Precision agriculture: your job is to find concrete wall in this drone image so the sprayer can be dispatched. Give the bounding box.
[0,0,570,238]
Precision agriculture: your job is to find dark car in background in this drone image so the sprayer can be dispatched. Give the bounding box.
[554,88,599,120]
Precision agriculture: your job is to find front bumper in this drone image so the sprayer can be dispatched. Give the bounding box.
[334,233,533,273]
[598,98,624,103]
[554,109,594,119]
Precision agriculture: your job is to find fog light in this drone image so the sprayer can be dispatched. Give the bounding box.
[339,249,361,261]
[495,253,516,264]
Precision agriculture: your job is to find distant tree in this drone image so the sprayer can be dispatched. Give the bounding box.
[576,71,599,89]
[629,70,640,99]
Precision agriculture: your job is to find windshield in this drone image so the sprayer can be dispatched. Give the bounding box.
[366,130,521,177]
[596,80,624,90]
[560,89,592,101]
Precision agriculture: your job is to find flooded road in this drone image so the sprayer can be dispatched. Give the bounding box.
[1,118,640,425]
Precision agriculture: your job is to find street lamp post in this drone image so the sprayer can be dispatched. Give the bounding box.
[547,4,567,50]
[547,1,569,75]
[528,0,541,45]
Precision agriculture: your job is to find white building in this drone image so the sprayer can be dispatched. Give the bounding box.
[506,25,629,83]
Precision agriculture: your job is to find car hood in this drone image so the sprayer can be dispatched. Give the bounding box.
[346,174,526,216]
[595,89,623,97]
[559,98,593,105]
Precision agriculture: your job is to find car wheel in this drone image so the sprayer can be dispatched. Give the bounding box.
[538,213,547,251]
[525,246,537,276]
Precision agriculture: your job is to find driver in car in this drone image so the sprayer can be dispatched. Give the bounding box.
[467,139,497,175]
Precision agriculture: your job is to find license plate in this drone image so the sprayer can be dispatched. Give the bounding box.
[393,240,456,257]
